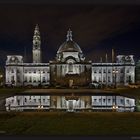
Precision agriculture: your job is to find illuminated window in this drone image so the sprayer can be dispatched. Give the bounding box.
[126,100,130,104]
[121,99,124,104]
[94,99,97,102]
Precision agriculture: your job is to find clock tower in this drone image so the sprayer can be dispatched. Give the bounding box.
[32,24,42,63]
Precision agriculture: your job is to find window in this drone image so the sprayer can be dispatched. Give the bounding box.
[17,76,20,83]
[33,77,36,82]
[17,69,20,73]
[11,69,14,73]
[25,98,27,102]
[108,99,111,103]
[108,69,111,73]
[99,99,101,102]
[103,77,106,82]
[24,70,27,73]
[126,100,130,104]
[120,76,124,83]
[43,77,46,83]
[94,99,97,102]
[108,76,110,82]
[103,99,106,103]
[127,69,129,73]
[94,70,97,73]
[113,99,115,103]
[24,76,27,82]
[99,70,101,73]
[103,69,106,73]
[121,99,124,104]
[17,99,20,105]
[121,69,124,73]
[29,77,32,82]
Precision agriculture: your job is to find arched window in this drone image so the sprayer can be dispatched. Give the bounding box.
[69,63,73,72]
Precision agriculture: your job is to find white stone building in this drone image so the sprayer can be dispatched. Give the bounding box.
[5,25,135,87]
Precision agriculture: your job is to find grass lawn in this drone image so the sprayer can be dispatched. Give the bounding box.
[0,112,140,135]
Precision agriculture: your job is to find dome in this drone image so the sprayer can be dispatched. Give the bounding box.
[57,40,82,53]
[57,29,82,54]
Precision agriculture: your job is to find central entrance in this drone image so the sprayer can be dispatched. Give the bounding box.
[68,100,74,112]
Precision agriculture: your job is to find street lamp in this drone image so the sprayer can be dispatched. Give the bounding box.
[38,96,44,111]
[112,105,118,112]
[112,68,118,88]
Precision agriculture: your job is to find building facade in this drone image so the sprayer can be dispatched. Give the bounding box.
[5,25,135,87]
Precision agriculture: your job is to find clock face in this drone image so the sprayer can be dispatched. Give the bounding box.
[35,44,38,49]
[10,56,18,63]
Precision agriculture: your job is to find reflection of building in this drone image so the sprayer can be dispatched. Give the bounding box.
[5,25,135,87]
[5,95,135,112]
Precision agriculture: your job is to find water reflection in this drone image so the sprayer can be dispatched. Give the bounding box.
[5,94,135,112]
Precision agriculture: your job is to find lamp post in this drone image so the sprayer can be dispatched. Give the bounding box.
[38,96,43,111]
[112,105,118,112]
[112,68,118,88]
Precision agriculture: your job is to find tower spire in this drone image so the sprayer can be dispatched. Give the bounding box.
[32,24,41,63]
[112,48,114,63]
[66,28,73,41]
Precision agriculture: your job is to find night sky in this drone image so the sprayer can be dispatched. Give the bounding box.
[0,4,140,66]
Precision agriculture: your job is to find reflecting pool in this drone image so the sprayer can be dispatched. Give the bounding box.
[5,93,135,112]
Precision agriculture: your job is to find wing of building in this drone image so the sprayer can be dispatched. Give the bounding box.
[5,25,135,87]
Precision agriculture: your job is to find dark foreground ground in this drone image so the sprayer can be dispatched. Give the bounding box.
[0,112,140,136]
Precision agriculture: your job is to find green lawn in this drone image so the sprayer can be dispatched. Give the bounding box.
[0,112,140,135]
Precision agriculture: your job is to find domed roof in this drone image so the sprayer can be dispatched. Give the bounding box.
[57,29,82,54]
